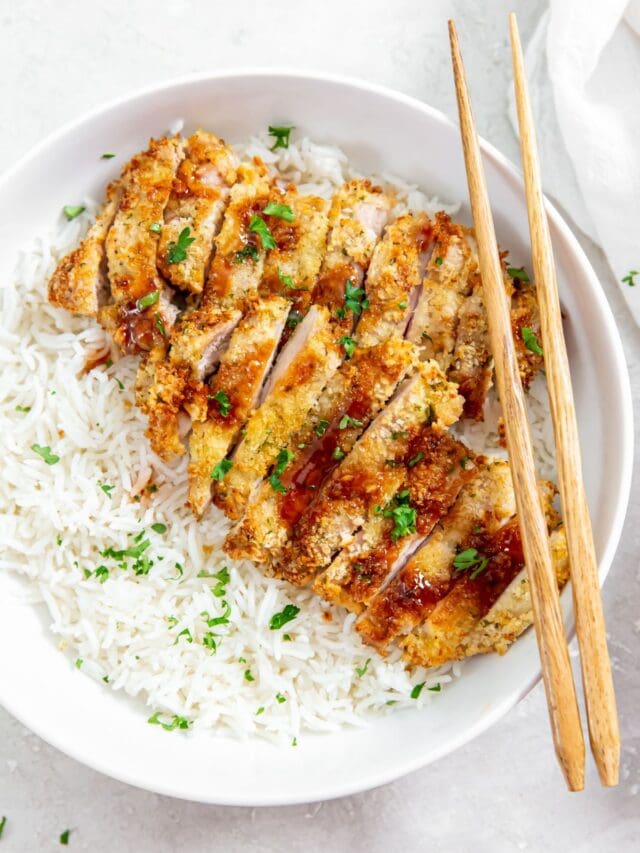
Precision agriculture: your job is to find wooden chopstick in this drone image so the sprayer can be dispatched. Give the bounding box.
[508,12,620,787]
[448,20,585,791]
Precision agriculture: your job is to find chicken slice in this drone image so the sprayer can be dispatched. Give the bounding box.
[399,481,560,667]
[510,279,544,390]
[356,212,433,348]
[157,130,238,294]
[313,429,476,613]
[224,337,418,563]
[212,305,342,520]
[356,459,516,652]
[48,178,125,316]
[457,524,569,659]
[187,295,291,516]
[258,186,330,324]
[406,212,477,368]
[275,361,464,586]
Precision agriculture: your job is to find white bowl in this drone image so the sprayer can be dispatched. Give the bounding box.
[0,70,632,805]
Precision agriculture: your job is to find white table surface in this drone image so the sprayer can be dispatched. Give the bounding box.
[1,1,639,850]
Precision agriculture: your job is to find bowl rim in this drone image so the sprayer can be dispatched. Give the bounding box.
[0,67,633,805]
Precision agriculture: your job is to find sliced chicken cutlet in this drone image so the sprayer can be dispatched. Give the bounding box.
[355,212,433,347]
[356,459,516,652]
[157,131,238,294]
[48,178,125,316]
[459,524,569,659]
[399,481,561,668]
[258,187,330,322]
[135,161,273,457]
[212,180,392,522]
[311,179,392,332]
[100,136,185,352]
[187,294,290,515]
[138,307,241,459]
[313,429,476,613]
[275,361,464,586]
[211,305,342,520]
[224,337,418,563]
[406,212,477,368]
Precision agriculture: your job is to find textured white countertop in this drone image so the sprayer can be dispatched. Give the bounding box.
[1,1,638,850]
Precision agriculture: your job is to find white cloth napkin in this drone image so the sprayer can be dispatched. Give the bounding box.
[510,0,640,326]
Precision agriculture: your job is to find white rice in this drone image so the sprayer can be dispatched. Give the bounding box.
[0,133,554,743]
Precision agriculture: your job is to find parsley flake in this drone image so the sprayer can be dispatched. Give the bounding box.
[136,290,159,311]
[155,312,166,336]
[428,683,442,692]
[244,669,255,682]
[211,458,233,481]
[356,658,371,677]
[149,222,162,234]
[269,603,300,630]
[338,335,357,358]
[332,447,345,461]
[31,444,59,465]
[276,692,286,703]
[263,202,295,222]
[383,491,417,541]
[411,682,425,699]
[211,390,232,417]
[59,829,72,845]
[278,267,296,289]
[407,451,424,468]
[100,483,114,496]
[286,310,303,329]
[268,125,294,150]
[75,658,83,669]
[151,522,167,534]
[249,215,276,250]
[507,266,530,283]
[63,205,85,221]
[167,227,195,263]
[453,548,490,579]
[340,279,369,317]
[339,414,363,430]
[622,269,638,287]
[434,257,443,266]
[15,405,31,412]
[256,706,265,716]
[101,152,116,159]
[147,712,190,731]
[0,817,5,838]
[521,327,543,356]
[235,243,259,264]
[314,419,329,436]
[269,447,294,494]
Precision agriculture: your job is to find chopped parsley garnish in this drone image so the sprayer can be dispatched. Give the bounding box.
[75,658,83,669]
[507,265,530,283]
[278,267,296,289]
[383,490,417,541]
[421,331,432,342]
[56,535,62,546]
[147,712,191,731]
[332,447,345,461]
[211,458,233,481]
[235,243,259,264]
[202,632,217,653]
[407,451,424,468]
[339,414,363,430]
[269,448,294,494]
[166,615,178,627]
[211,567,230,597]
[59,829,72,845]
[263,202,295,222]
[337,279,369,318]
[453,547,489,579]
[398,300,407,309]
[338,335,356,358]
[115,377,125,391]
[94,565,109,583]
[146,484,159,493]
[151,522,167,534]
[101,152,116,159]
[149,222,162,234]
[434,257,443,266]
[521,326,543,356]
[154,312,166,336]
[428,683,442,692]
[249,215,276,250]
[391,431,408,440]
[15,405,31,412]
[425,403,436,426]
[356,658,371,677]
[174,628,193,644]
[211,390,232,417]
[286,310,303,328]
[102,675,109,683]
[292,737,297,747]
[622,269,638,287]
[63,205,85,220]
[460,456,469,469]
[410,682,425,699]
[167,227,195,263]
[244,669,255,682]
[268,125,294,150]
[136,289,159,311]
[282,633,292,642]
[0,817,5,838]
[276,693,286,703]
[314,419,329,436]
[100,483,114,496]
[269,603,300,630]
[31,444,60,465]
